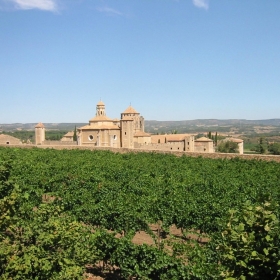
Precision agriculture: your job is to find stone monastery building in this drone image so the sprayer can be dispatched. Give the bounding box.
[34,101,226,153]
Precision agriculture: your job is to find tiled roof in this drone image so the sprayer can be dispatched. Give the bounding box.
[35,122,45,128]
[122,106,138,114]
[63,131,74,137]
[0,134,22,143]
[195,137,213,142]
[166,134,191,141]
[89,115,113,122]
[78,124,120,130]
[134,131,151,137]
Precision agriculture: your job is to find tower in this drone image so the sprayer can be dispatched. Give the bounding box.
[96,100,106,117]
[35,122,45,145]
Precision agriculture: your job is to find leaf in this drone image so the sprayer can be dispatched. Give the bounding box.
[264,224,270,231]
[263,248,269,256]
[23,192,30,199]
[241,235,247,243]
[251,251,257,257]
[239,260,247,268]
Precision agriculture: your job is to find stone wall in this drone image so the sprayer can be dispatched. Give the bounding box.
[1,143,280,163]
[42,140,77,146]
[135,142,185,152]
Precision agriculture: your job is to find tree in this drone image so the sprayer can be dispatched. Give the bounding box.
[217,140,239,153]
[256,137,266,154]
[73,126,77,142]
[268,143,280,155]
[214,132,218,146]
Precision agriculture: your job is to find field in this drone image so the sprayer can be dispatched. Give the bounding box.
[1,147,280,279]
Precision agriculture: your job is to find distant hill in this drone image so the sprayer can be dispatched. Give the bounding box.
[0,123,87,132]
[145,119,280,127]
[144,119,280,135]
[0,119,279,136]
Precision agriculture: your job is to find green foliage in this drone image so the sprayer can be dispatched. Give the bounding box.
[255,137,267,154]
[268,143,280,155]
[73,126,77,142]
[218,198,280,279]
[217,141,239,153]
[0,160,98,279]
[0,147,280,278]
[0,202,98,279]
[45,130,69,141]
[214,132,218,146]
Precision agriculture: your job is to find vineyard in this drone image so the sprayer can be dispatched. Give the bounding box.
[1,146,280,279]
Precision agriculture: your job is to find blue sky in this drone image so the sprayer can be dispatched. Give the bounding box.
[0,0,279,123]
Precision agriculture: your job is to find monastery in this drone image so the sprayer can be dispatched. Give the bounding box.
[34,101,220,153]
[0,101,243,154]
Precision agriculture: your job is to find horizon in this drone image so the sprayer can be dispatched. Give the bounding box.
[1,0,279,122]
[1,117,280,126]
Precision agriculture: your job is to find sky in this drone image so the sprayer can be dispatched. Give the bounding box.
[0,0,280,123]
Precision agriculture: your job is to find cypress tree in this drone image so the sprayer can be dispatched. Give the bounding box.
[73,126,77,142]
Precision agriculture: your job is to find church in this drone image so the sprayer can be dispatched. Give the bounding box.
[77,101,151,148]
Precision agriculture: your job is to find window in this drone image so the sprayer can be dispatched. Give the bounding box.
[6,141,10,145]
[125,132,127,135]
[88,135,94,141]
[113,135,117,140]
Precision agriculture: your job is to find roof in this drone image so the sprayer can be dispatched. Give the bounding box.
[78,124,120,130]
[166,136,186,142]
[97,100,105,106]
[166,134,191,142]
[35,122,45,128]
[63,131,74,137]
[122,105,139,114]
[0,134,22,143]
[89,115,113,122]
[134,131,151,137]
[195,137,213,142]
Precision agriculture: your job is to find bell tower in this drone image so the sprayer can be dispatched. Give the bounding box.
[96,100,106,117]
